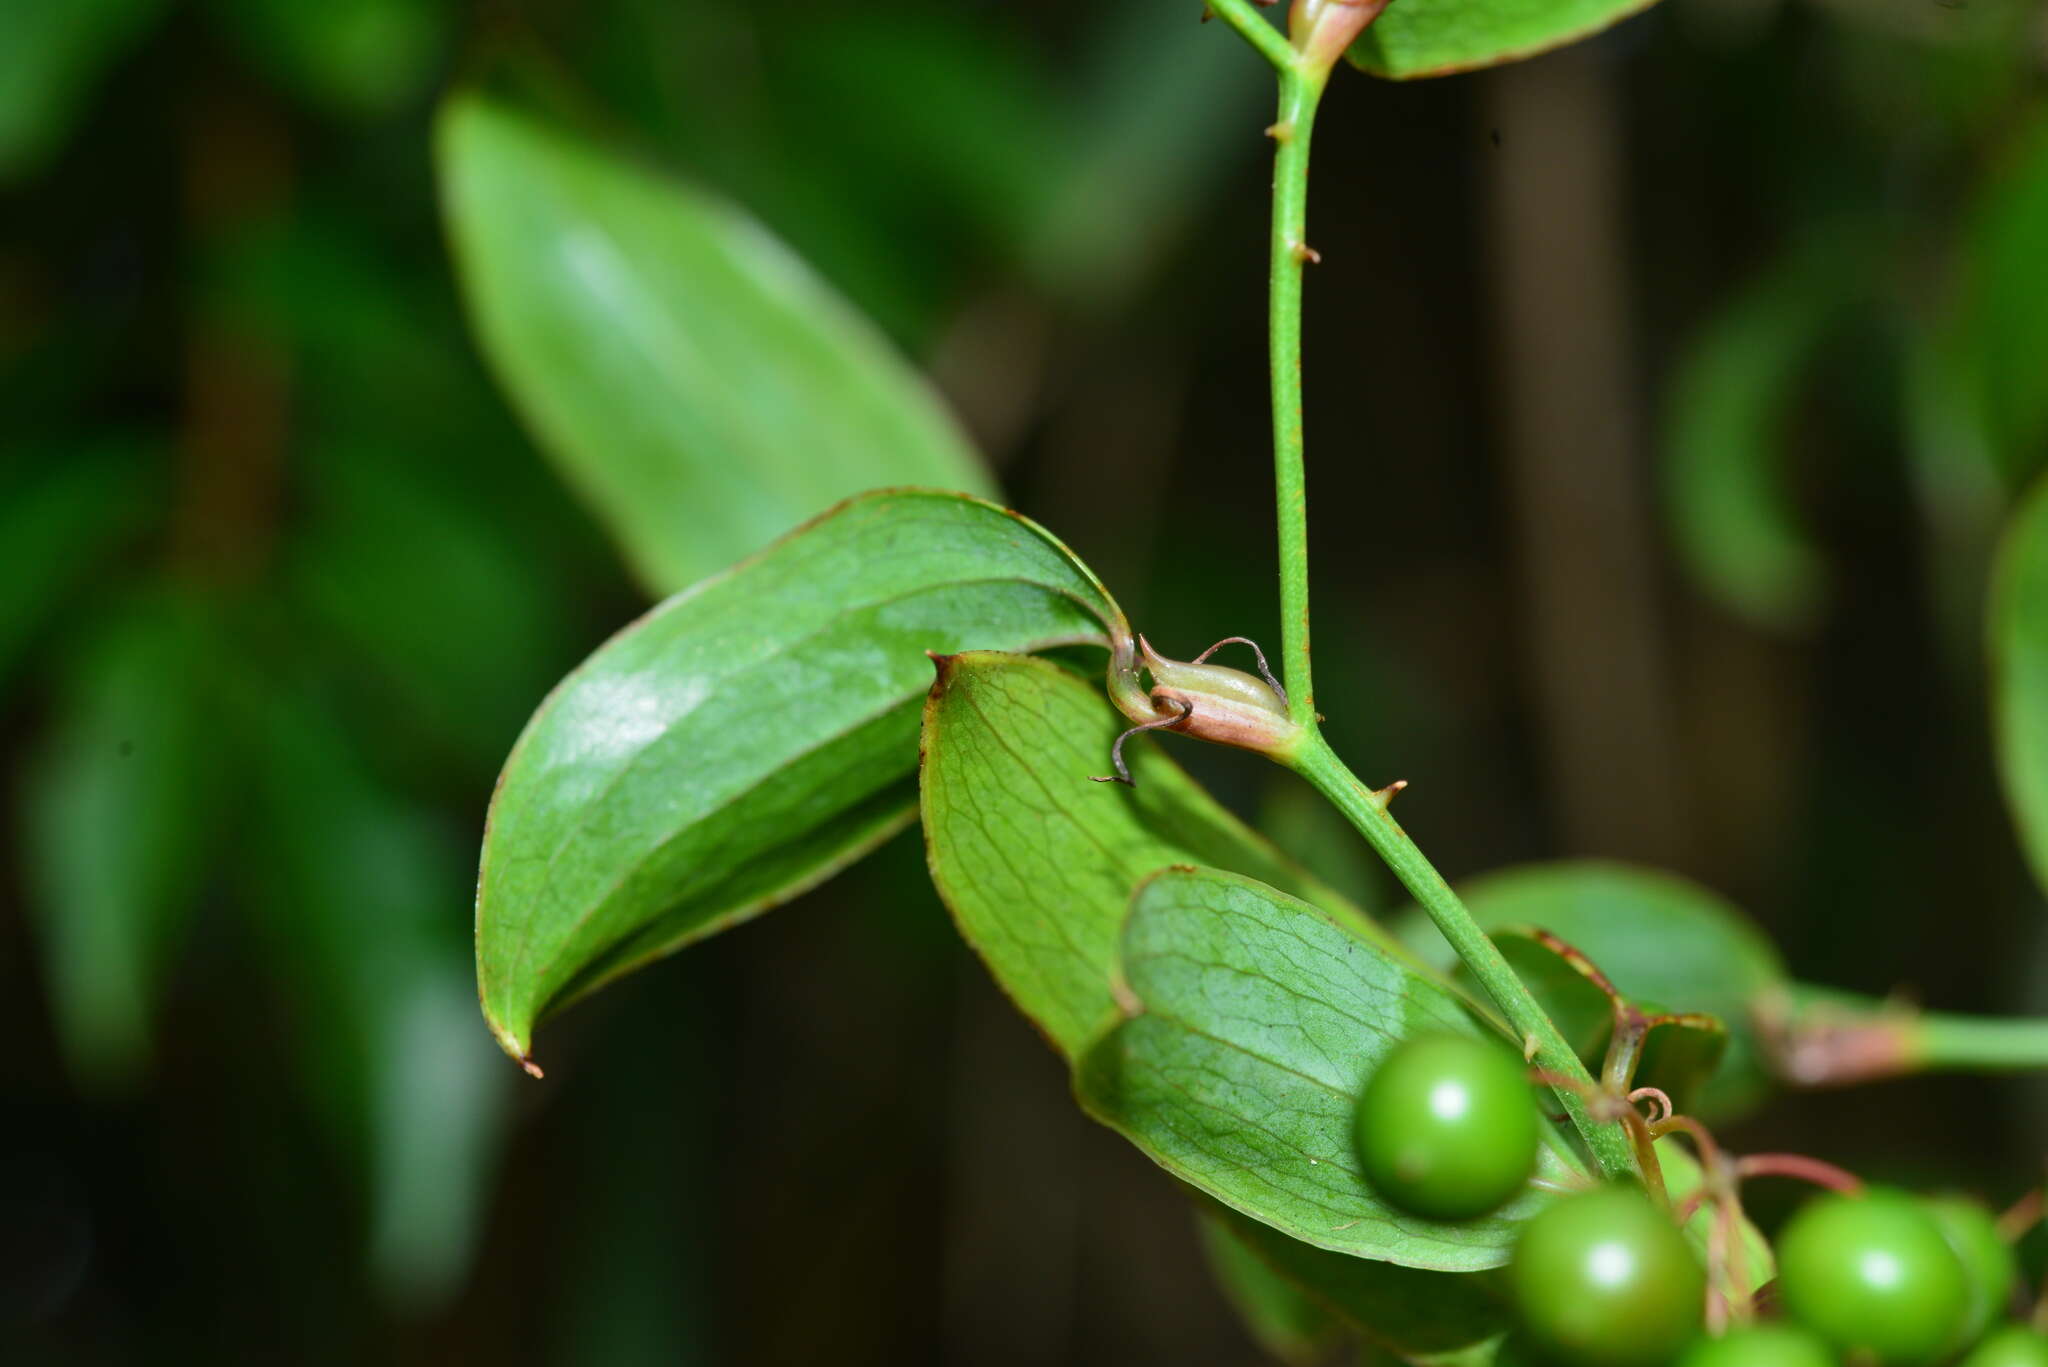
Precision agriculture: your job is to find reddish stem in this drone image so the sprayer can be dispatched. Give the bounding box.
[1732,1153,1865,1195]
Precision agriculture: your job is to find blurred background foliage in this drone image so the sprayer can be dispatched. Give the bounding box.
[4,0,2048,1362]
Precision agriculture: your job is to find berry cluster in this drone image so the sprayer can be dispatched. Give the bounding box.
[1355,1033,2044,1366]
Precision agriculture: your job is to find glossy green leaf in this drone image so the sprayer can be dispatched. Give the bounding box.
[477,491,1121,1066]
[1346,0,1661,80]
[24,593,219,1090]
[1992,476,2048,897]
[1663,236,1865,631]
[918,650,1388,1057]
[1077,865,1581,1270]
[0,0,162,180]
[1394,862,1786,1117]
[438,91,994,597]
[1198,1206,1345,1366]
[205,0,447,117]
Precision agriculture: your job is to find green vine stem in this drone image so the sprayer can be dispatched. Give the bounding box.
[1265,54,1323,728]
[1292,732,1641,1180]
[1913,1012,2048,1069]
[1205,0,1296,73]
[1763,987,2048,1086]
[1204,0,1641,1182]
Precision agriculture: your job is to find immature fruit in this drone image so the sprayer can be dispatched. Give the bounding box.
[1962,1325,2048,1367]
[1353,1032,1538,1220]
[1508,1184,1705,1367]
[1776,1188,1970,1365]
[1675,1323,1835,1367]
[1924,1196,2017,1351]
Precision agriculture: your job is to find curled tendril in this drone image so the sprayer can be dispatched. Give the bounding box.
[1090,700,1193,787]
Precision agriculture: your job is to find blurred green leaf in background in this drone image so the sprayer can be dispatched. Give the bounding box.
[0,0,165,181]
[439,91,994,596]
[25,589,221,1091]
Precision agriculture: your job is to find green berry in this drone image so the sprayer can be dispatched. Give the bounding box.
[1508,1184,1705,1367]
[1962,1325,2048,1367]
[1925,1196,2017,1352]
[1776,1188,1970,1366]
[1676,1323,1835,1367]
[1353,1032,1538,1220]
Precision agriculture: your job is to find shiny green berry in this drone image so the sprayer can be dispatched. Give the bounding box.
[1962,1325,2048,1367]
[1675,1323,1836,1367]
[1353,1032,1538,1220]
[1776,1188,1970,1365]
[1925,1196,2017,1352]
[1508,1184,1705,1367]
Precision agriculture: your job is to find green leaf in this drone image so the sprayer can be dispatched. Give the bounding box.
[918,650,1389,1057]
[1393,862,1786,1118]
[0,0,163,181]
[1198,1205,1346,1365]
[1992,476,2048,898]
[23,592,219,1090]
[1487,931,1615,1063]
[1454,931,1730,1114]
[477,491,1121,1066]
[1346,0,1661,81]
[1077,866,1581,1270]
[1663,236,1866,631]
[1947,114,2048,489]
[437,90,994,597]
[204,0,446,118]
[1204,1202,1510,1361]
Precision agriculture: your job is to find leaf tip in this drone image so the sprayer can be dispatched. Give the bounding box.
[485,1011,543,1078]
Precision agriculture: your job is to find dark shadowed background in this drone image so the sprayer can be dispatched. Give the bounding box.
[4,0,2047,1361]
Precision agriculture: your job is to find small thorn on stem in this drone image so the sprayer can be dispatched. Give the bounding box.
[1371,778,1408,809]
[1090,699,1193,787]
[1265,120,1296,143]
[518,1055,544,1079]
[1522,1033,1541,1062]
[1290,239,1322,265]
